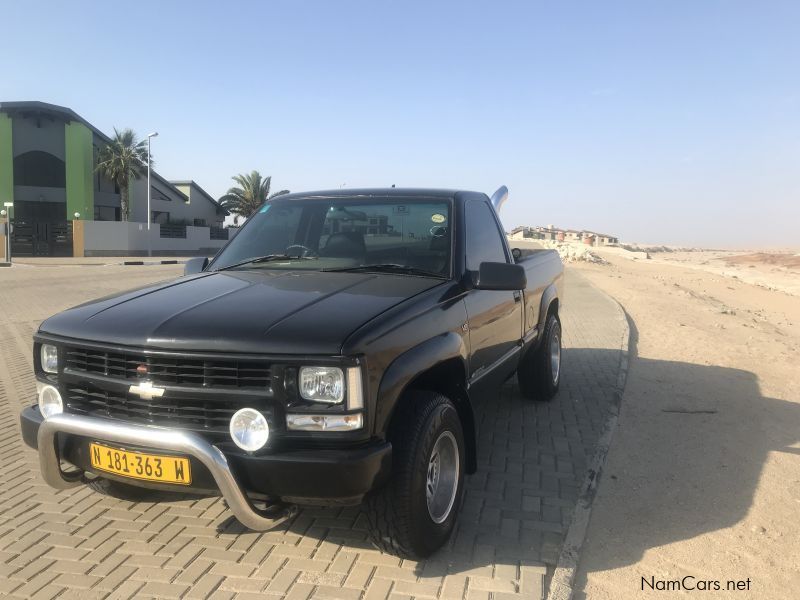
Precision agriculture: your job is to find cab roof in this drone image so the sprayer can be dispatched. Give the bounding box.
[275,188,477,201]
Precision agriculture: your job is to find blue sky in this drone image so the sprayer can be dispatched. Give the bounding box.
[2,1,798,247]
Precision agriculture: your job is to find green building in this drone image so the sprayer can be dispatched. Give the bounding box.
[0,101,226,256]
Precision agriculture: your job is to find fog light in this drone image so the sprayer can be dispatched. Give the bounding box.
[37,382,63,418]
[286,413,363,431]
[229,408,269,451]
[41,344,58,374]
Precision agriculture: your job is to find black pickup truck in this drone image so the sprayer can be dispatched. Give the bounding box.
[21,187,563,558]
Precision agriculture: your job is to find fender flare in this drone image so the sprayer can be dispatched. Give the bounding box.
[375,332,468,433]
[374,333,476,471]
[538,283,560,333]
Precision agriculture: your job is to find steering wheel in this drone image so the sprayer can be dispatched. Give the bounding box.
[285,244,318,258]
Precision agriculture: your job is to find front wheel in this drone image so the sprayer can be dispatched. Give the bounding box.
[364,391,465,558]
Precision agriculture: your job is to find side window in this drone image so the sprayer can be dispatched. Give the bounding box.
[465,200,508,271]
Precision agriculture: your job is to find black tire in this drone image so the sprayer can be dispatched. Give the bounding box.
[518,313,562,400]
[364,391,465,558]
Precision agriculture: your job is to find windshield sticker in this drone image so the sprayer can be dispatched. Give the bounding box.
[431,213,446,224]
[259,205,271,214]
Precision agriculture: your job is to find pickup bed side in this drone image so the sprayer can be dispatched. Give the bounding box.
[517,249,565,343]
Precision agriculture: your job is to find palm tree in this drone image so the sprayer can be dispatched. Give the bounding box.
[218,170,289,218]
[95,128,149,221]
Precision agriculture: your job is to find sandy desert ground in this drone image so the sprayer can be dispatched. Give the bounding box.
[556,249,800,599]
[645,250,800,298]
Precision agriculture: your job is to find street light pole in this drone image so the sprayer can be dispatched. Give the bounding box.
[146,132,158,257]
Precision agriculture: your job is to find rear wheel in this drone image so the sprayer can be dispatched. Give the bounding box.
[364,391,465,558]
[518,313,561,400]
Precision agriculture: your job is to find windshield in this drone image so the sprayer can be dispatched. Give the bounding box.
[211,197,452,276]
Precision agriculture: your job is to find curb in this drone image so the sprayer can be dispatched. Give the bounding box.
[546,291,632,600]
[123,260,183,266]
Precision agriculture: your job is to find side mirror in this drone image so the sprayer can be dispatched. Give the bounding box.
[474,262,527,291]
[184,257,208,276]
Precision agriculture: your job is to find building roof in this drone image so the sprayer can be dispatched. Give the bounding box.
[0,100,188,202]
[170,180,228,215]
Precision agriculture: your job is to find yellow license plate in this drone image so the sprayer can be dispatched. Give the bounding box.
[89,442,191,485]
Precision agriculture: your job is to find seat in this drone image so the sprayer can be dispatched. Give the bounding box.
[320,232,366,261]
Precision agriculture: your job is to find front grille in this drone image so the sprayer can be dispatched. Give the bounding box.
[64,382,276,434]
[61,346,277,434]
[65,348,271,389]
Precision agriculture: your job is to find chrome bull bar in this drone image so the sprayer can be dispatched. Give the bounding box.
[37,412,296,531]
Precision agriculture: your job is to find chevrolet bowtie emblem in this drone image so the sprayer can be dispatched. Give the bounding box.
[128,381,165,400]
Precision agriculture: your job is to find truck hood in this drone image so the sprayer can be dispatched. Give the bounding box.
[39,270,445,354]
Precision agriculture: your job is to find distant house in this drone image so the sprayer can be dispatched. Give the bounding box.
[508,226,530,240]
[171,180,227,228]
[593,232,619,245]
[508,224,618,246]
[508,225,557,241]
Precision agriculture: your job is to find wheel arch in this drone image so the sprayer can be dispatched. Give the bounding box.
[537,284,560,337]
[375,333,477,474]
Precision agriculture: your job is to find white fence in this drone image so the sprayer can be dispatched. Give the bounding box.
[80,221,236,257]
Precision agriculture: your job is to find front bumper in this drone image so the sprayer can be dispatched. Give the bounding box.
[20,406,391,529]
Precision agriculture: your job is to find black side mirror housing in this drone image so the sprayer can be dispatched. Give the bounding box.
[184,257,209,276]
[473,261,527,291]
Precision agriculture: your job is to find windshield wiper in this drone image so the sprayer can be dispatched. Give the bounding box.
[321,264,447,279]
[214,254,315,271]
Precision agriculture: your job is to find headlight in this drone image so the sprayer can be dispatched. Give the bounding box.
[41,344,58,374]
[229,408,270,452]
[299,366,344,403]
[37,382,63,418]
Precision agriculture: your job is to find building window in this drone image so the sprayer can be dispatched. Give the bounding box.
[13,151,66,188]
[193,218,207,227]
[151,211,170,224]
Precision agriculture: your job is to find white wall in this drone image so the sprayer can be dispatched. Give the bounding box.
[82,220,233,256]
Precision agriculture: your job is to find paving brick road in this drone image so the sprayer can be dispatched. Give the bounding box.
[0,262,626,599]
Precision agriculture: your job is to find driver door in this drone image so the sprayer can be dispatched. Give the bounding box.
[463,199,523,392]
